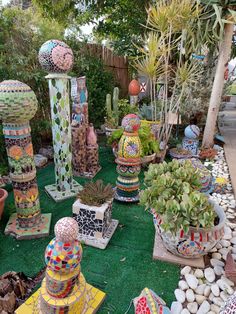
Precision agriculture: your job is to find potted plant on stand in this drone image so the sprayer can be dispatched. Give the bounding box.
[72,180,119,249]
[140,160,226,258]
[108,124,160,166]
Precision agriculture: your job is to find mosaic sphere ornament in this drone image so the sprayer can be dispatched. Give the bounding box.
[129,79,140,96]
[184,125,200,139]
[0,80,38,123]
[122,114,141,133]
[45,238,82,273]
[54,217,78,242]
[45,217,82,273]
[220,292,236,313]
[38,39,74,73]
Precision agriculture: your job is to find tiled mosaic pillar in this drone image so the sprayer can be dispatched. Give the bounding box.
[16,217,106,313]
[71,76,100,178]
[0,80,51,239]
[38,40,82,201]
[115,114,142,202]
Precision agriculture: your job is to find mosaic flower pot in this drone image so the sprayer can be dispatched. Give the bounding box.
[73,198,113,238]
[169,148,192,160]
[0,188,8,220]
[152,201,226,258]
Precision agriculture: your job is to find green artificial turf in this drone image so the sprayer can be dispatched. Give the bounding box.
[0,146,180,313]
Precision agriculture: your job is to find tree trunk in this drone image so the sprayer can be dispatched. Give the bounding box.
[202,22,234,148]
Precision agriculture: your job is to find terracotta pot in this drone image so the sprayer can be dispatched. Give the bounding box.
[0,188,8,219]
[141,153,156,166]
[152,201,225,259]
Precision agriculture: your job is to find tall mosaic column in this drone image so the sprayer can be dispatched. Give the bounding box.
[16,217,106,313]
[71,76,100,178]
[38,39,82,201]
[115,114,142,202]
[0,80,51,239]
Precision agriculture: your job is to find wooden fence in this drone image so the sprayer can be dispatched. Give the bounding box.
[84,43,129,97]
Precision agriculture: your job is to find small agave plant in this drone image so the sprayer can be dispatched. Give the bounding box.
[77,180,114,207]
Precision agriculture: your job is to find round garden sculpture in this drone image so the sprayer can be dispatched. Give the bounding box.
[182,124,200,155]
[38,39,82,202]
[0,80,51,239]
[115,114,142,202]
[15,217,106,314]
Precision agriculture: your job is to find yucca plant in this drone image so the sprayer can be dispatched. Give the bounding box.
[77,180,114,206]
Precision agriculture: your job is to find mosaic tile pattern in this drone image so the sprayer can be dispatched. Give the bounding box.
[182,137,199,155]
[45,180,82,202]
[115,114,141,202]
[47,77,74,195]
[0,80,38,123]
[38,40,74,74]
[16,216,106,313]
[73,200,113,238]
[0,80,50,239]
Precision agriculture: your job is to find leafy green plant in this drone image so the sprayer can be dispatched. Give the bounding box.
[108,125,159,157]
[140,160,216,234]
[77,180,114,206]
[117,99,138,124]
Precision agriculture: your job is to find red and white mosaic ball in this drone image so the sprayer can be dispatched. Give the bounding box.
[54,217,78,242]
[38,40,74,73]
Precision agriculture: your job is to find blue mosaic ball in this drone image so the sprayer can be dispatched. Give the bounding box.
[184,125,200,139]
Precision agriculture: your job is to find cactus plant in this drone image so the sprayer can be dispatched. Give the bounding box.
[105,87,120,128]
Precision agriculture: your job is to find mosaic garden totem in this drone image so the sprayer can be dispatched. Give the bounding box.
[15,217,106,313]
[115,114,142,202]
[71,76,100,178]
[129,79,140,105]
[38,39,81,201]
[182,124,200,155]
[0,80,51,239]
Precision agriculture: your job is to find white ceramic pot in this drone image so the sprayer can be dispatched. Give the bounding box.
[152,201,226,258]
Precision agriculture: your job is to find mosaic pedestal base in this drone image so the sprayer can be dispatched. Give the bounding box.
[45,180,82,202]
[74,166,101,179]
[153,231,205,268]
[4,213,51,240]
[114,191,139,203]
[78,219,119,249]
[15,283,106,314]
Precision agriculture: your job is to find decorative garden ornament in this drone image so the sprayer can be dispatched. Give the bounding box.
[73,180,119,249]
[153,201,225,259]
[133,288,171,314]
[182,124,200,155]
[115,114,142,202]
[220,292,236,313]
[71,76,100,178]
[38,40,82,201]
[0,80,51,239]
[15,217,106,313]
[129,79,140,105]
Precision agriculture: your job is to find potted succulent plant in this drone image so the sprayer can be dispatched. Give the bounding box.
[140,160,226,258]
[169,146,192,159]
[0,188,8,219]
[108,124,159,165]
[72,180,117,245]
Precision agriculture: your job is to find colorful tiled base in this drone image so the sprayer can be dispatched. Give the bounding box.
[4,213,51,240]
[78,219,119,249]
[45,180,82,202]
[114,190,139,203]
[74,166,101,179]
[153,231,205,268]
[15,283,106,314]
